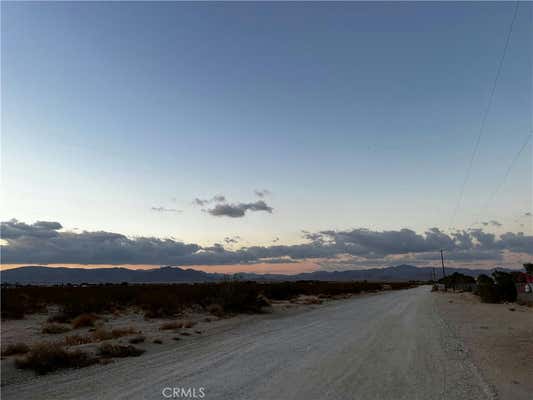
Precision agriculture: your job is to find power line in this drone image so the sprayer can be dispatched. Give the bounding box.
[449,1,520,230]
[466,133,532,231]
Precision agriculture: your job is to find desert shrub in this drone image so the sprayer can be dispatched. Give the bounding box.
[160,321,182,330]
[1,291,45,319]
[15,343,96,374]
[111,327,138,337]
[47,312,71,323]
[182,320,195,328]
[71,313,98,329]
[92,327,114,341]
[128,335,145,344]
[42,323,71,334]
[64,334,94,346]
[206,304,224,317]
[2,343,30,357]
[98,343,144,358]
[92,326,138,341]
[210,281,270,314]
[2,281,415,320]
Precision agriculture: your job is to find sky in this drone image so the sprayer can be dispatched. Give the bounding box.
[1,2,532,272]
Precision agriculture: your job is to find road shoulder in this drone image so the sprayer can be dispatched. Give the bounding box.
[433,291,533,400]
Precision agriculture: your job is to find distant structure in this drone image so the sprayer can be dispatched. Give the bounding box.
[515,263,533,304]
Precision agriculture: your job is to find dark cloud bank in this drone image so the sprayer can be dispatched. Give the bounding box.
[1,219,532,266]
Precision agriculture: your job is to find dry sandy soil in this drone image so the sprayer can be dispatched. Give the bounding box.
[433,290,533,400]
[0,294,333,387]
[1,287,532,400]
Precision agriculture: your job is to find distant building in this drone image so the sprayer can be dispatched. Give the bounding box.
[515,272,533,304]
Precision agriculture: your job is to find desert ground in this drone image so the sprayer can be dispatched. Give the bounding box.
[432,290,533,400]
[1,286,532,400]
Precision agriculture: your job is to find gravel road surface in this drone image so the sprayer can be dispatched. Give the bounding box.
[1,286,495,400]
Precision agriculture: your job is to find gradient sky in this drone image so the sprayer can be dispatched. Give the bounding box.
[1,2,532,271]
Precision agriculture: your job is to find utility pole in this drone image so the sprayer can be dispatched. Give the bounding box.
[440,249,446,278]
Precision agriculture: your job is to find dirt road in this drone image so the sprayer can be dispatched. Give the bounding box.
[1,287,497,400]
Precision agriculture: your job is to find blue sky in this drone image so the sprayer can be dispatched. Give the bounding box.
[1,2,532,270]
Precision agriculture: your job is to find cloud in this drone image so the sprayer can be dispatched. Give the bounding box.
[481,220,502,227]
[151,207,181,213]
[207,200,273,218]
[224,236,241,244]
[1,219,200,265]
[254,189,271,198]
[1,219,532,266]
[192,198,208,207]
[1,219,62,239]
[192,195,226,207]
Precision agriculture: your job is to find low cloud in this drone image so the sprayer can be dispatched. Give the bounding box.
[192,195,226,207]
[224,236,241,244]
[481,220,502,227]
[151,207,181,213]
[207,200,273,218]
[254,189,271,198]
[1,219,62,239]
[1,219,532,267]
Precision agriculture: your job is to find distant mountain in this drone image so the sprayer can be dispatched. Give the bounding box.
[0,264,519,285]
[236,264,516,282]
[0,266,221,285]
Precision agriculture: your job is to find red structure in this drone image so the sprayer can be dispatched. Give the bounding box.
[515,272,533,303]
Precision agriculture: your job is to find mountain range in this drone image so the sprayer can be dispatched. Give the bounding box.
[0,264,518,285]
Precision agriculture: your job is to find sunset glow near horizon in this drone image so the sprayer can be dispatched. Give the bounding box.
[1,2,532,272]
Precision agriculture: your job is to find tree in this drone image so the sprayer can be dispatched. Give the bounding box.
[476,274,499,303]
[492,271,517,302]
[439,272,475,290]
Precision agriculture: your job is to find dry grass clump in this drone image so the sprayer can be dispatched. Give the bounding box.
[111,327,139,337]
[98,343,144,358]
[182,320,195,328]
[159,321,182,330]
[128,335,145,344]
[300,295,322,305]
[206,304,224,317]
[64,334,95,346]
[92,327,114,341]
[2,343,30,357]
[159,319,196,331]
[92,326,138,341]
[42,323,71,334]
[47,312,71,324]
[3,281,414,320]
[15,343,97,374]
[71,313,98,329]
